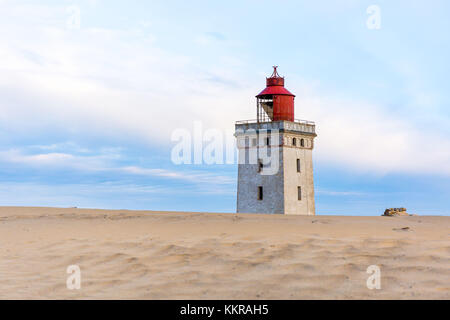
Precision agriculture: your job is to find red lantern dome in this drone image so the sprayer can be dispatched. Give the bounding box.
[256,66,295,122]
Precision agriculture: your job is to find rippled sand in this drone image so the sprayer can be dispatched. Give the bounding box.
[0,207,448,299]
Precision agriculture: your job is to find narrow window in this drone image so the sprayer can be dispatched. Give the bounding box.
[298,186,302,201]
[292,138,297,146]
[258,159,263,172]
[266,137,270,146]
[258,186,264,200]
[297,159,301,172]
[300,139,305,147]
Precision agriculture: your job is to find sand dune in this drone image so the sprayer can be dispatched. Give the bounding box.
[0,207,448,299]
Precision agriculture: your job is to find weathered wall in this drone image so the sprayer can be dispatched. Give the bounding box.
[236,136,284,214]
[235,121,316,215]
[282,135,315,215]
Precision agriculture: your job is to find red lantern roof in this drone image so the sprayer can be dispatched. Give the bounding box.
[256,66,295,97]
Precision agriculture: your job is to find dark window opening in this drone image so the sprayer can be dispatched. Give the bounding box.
[300,139,305,147]
[293,138,297,146]
[258,159,263,172]
[297,159,301,172]
[258,186,264,201]
[266,137,270,146]
[298,186,302,201]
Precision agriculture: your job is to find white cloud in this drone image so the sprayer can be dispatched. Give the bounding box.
[121,166,234,185]
[0,2,449,179]
[0,147,234,188]
[0,148,117,171]
[0,3,253,145]
[298,93,450,176]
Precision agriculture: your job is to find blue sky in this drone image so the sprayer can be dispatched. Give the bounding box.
[0,0,449,215]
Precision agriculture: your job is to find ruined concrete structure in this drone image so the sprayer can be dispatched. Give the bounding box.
[383,208,410,216]
[235,67,317,215]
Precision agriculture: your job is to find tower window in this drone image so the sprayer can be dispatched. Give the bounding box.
[292,138,297,146]
[258,159,263,172]
[298,187,302,201]
[297,159,301,172]
[258,186,264,201]
[300,139,305,147]
[266,137,270,146]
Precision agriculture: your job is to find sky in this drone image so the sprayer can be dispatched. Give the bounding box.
[0,0,449,215]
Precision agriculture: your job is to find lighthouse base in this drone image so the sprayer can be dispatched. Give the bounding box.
[235,120,316,215]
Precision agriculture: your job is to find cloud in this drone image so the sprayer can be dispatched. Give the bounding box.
[295,90,450,176]
[0,147,234,190]
[0,3,253,147]
[121,166,233,184]
[2,10,250,125]
[0,1,449,181]
[0,148,117,171]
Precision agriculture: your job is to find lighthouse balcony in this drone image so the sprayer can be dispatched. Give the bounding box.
[235,119,316,135]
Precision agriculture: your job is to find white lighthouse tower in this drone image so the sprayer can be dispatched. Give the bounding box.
[235,67,317,215]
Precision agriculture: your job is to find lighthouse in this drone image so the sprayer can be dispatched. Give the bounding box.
[235,67,317,215]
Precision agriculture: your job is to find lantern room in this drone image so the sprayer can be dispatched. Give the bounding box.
[256,66,295,122]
